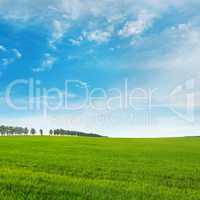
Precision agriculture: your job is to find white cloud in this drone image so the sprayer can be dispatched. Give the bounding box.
[146,23,200,74]
[0,1,197,24]
[69,36,83,46]
[69,39,81,46]
[119,10,156,37]
[49,20,70,49]
[0,45,6,52]
[12,48,22,59]
[0,47,22,67]
[42,53,56,69]
[83,30,112,44]
[0,0,198,47]
[33,53,56,72]
[1,58,11,66]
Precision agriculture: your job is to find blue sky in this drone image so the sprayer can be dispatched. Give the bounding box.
[0,0,200,137]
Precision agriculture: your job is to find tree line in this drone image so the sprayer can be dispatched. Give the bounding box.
[52,129,103,137]
[0,125,37,136]
[0,125,104,137]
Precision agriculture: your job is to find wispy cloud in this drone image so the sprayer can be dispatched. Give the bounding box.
[0,47,22,68]
[69,36,83,46]
[0,45,6,52]
[119,10,156,38]
[49,20,70,49]
[83,29,112,44]
[12,48,22,59]
[145,23,200,73]
[1,0,197,48]
[33,53,56,72]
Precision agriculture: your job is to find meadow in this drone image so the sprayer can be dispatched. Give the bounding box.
[0,136,199,200]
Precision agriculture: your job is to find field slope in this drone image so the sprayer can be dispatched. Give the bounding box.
[0,136,199,200]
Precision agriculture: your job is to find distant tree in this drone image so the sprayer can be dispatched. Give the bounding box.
[15,127,24,136]
[49,129,53,136]
[51,129,103,137]
[40,129,43,136]
[0,125,104,137]
[30,128,36,135]
[24,128,29,136]
[0,126,7,136]
[53,129,57,136]
[10,127,15,136]
[0,126,3,136]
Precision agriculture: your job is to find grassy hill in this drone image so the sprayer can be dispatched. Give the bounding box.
[0,136,199,200]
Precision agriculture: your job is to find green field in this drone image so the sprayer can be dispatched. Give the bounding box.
[0,136,200,200]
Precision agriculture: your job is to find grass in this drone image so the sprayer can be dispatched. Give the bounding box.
[0,136,199,200]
